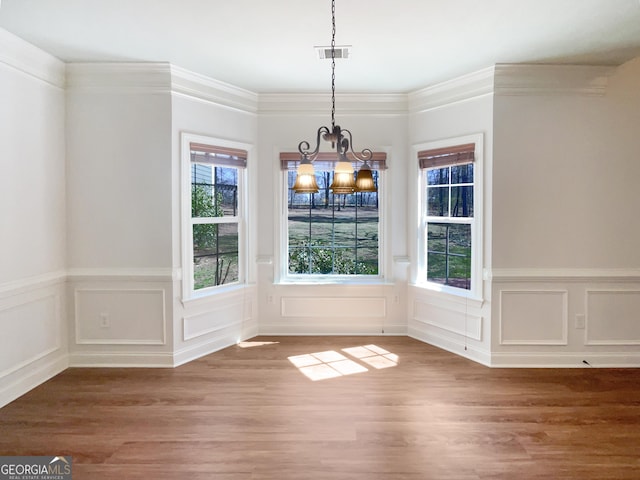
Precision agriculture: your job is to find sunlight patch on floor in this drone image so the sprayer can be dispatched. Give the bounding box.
[342,344,399,369]
[288,345,398,381]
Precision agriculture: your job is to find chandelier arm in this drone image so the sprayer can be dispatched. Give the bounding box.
[298,125,332,159]
[340,128,373,162]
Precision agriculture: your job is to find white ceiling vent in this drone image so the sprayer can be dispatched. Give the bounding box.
[315,45,352,60]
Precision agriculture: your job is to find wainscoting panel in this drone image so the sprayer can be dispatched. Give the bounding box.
[174,284,258,366]
[0,273,67,408]
[586,289,640,346]
[491,270,640,367]
[407,285,491,366]
[499,290,568,345]
[281,296,387,318]
[75,288,166,345]
[183,301,245,341]
[0,293,60,378]
[413,299,482,341]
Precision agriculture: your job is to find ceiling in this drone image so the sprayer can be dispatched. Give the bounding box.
[1,0,640,94]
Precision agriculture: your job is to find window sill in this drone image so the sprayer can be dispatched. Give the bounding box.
[278,276,393,287]
[182,282,249,308]
[411,281,484,308]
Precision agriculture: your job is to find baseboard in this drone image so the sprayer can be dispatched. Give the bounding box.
[490,351,640,368]
[241,322,260,341]
[258,323,407,336]
[68,351,174,368]
[0,354,68,409]
[173,335,240,367]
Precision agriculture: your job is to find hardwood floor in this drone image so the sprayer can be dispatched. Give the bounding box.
[1,336,639,479]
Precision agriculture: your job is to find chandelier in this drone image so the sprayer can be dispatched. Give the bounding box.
[292,0,376,195]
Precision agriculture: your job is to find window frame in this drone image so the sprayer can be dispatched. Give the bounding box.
[181,133,250,301]
[415,134,483,300]
[277,151,389,285]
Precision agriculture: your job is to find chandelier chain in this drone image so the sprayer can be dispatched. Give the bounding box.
[330,0,336,130]
[293,0,376,194]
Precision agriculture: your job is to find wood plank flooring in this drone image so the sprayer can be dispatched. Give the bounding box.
[1,336,639,479]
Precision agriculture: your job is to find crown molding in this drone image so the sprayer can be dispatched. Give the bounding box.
[65,62,172,93]
[258,92,408,116]
[67,62,258,113]
[408,66,495,114]
[65,62,259,113]
[170,65,258,114]
[0,27,65,88]
[494,63,615,96]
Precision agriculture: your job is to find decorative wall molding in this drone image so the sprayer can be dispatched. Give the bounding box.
[494,64,615,96]
[491,275,640,367]
[67,267,175,282]
[408,66,495,113]
[183,307,245,341]
[412,300,482,341]
[0,270,66,298]
[585,289,640,346]
[0,292,62,377]
[259,322,406,336]
[0,276,67,408]
[498,289,568,346]
[281,296,387,318]
[74,288,167,345]
[0,27,65,88]
[258,92,408,116]
[490,268,640,282]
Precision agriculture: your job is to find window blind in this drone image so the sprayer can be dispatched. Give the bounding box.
[190,142,247,168]
[418,143,475,170]
[280,151,387,171]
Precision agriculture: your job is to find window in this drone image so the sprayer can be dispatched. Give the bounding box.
[418,141,480,296]
[188,141,246,294]
[280,152,386,279]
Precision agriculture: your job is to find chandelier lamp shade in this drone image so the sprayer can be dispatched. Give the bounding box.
[291,154,320,193]
[293,0,375,195]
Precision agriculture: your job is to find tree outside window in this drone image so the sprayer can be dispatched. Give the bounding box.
[287,169,380,276]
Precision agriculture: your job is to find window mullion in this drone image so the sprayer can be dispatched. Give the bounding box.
[286,168,381,279]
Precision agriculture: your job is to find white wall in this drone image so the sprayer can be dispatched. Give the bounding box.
[65,63,175,366]
[491,60,640,366]
[256,95,410,335]
[0,29,67,407]
[406,70,495,365]
[169,69,260,364]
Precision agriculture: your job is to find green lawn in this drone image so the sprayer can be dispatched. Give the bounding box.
[288,205,379,274]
